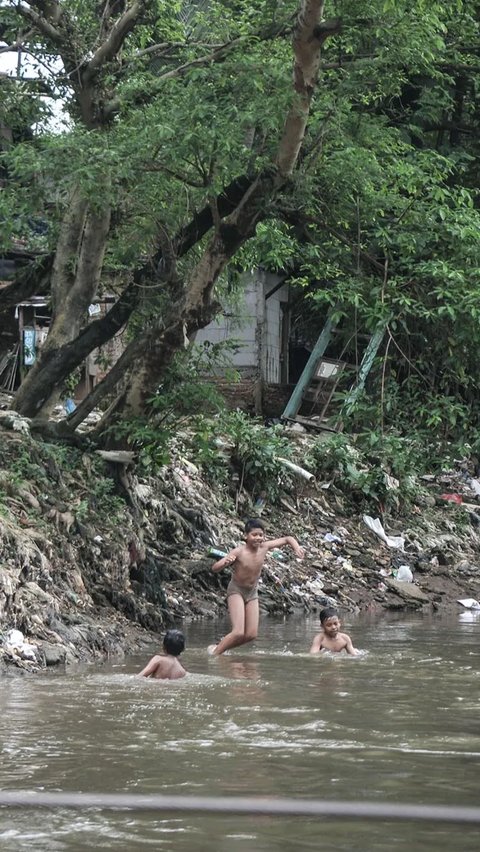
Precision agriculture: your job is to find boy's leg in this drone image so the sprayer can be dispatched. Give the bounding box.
[244,598,259,644]
[212,594,246,656]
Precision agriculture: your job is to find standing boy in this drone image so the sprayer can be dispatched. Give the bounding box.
[138,629,187,679]
[309,607,359,655]
[208,518,304,656]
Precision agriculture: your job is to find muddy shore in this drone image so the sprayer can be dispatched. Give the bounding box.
[1,412,479,674]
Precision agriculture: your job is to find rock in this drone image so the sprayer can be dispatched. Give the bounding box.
[385,578,430,604]
[96,450,136,464]
[454,560,478,577]
[414,492,437,508]
[39,642,67,667]
[356,554,377,570]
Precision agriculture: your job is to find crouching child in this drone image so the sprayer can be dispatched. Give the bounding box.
[309,607,359,655]
[138,629,187,679]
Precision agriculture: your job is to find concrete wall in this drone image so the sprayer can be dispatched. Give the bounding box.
[194,270,288,381]
[264,276,288,383]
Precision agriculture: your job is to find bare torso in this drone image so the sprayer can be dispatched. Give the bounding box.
[316,632,351,653]
[143,654,187,679]
[230,543,269,587]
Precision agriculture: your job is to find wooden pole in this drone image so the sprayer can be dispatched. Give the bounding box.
[282,312,337,419]
[341,322,386,415]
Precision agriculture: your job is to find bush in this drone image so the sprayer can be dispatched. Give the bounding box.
[188,410,294,502]
[305,431,425,508]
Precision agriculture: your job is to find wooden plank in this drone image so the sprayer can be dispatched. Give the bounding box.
[282,313,338,419]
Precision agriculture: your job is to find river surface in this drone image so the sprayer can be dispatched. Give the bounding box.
[1,611,479,851]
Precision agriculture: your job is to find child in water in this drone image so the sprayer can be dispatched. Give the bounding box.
[138,629,187,679]
[208,518,304,656]
[309,607,359,655]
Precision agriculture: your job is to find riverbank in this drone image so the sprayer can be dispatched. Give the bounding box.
[1,409,480,673]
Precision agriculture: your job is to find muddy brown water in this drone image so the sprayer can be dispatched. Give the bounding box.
[1,612,479,851]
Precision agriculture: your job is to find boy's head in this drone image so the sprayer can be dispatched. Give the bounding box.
[244,518,265,548]
[319,607,341,637]
[163,629,185,656]
[244,518,265,535]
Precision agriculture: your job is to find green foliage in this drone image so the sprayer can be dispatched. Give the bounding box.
[187,418,231,489]
[75,472,125,522]
[0,435,125,525]
[189,410,294,500]
[113,341,240,471]
[225,411,294,500]
[149,340,240,420]
[2,0,480,449]
[8,448,48,486]
[335,362,480,451]
[305,431,424,508]
[114,419,172,473]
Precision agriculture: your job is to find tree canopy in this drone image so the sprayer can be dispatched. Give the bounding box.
[1,0,479,446]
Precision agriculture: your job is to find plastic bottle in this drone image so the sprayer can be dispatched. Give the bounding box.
[271,550,286,561]
[207,547,228,559]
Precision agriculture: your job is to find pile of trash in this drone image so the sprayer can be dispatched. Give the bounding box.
[1,403,480,673]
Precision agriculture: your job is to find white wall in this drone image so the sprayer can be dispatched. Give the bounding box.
[195,271,259,369]
[264,275,288,383]
[194,269,288,380]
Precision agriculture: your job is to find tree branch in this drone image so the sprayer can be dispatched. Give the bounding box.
[280,208,386,274]
[102,24,292,120]
[66,333,144,430]
[9,172,255,418]
[143,162,206,188]
[83,0,146,82]
[0,254,53,312]
[276,2,341,176]
[313,18,343,45]
[16,2,63,44]
[26,0,62,19]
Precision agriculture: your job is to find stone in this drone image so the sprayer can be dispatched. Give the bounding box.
[39,643,67,667]
[385,578,430,603]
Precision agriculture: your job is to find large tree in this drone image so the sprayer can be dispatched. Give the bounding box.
[1,0,479,439]
[1,0,342,427]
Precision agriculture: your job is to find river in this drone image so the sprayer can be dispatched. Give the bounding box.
[1,611,479,851]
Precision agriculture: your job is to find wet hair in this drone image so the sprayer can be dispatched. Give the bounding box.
[320,607,339,624]
[244,518,265,534]
[163,629,185,656]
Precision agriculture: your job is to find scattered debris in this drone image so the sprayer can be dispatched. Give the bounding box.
[363,515,405,550]
[396,565,414,582]
[277,457,315,481]
[457,598,480,609]
[2,421,480,674]
[440,493,463,505]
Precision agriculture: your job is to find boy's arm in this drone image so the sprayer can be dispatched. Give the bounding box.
[309,633,324,654]
[138,655,161,677]
[212,547,241,572]
[343,634,359,656]
[264,536,305,559]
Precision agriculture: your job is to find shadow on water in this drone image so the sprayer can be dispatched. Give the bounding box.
[1,611,479,850]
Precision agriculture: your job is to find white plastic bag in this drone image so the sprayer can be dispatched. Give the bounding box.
[396,565,413,582]
[363,515,405,550]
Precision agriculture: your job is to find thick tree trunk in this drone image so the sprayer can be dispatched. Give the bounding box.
[9,283,138,419]
[13,200,111,417]
[9,175,253,419]
[9,1,340,432]
[66,333,145,430]
[97,0,340,431]
[70,289,221,434]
